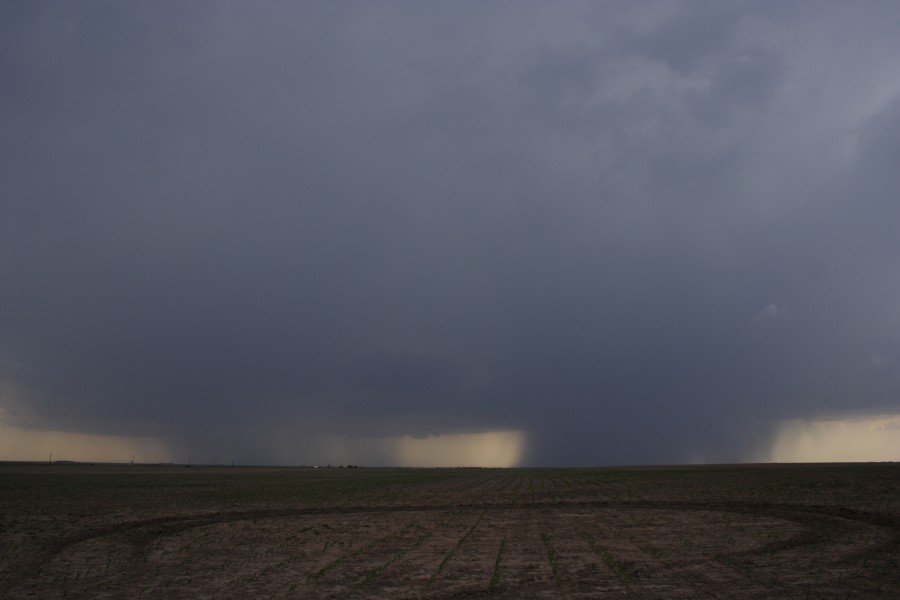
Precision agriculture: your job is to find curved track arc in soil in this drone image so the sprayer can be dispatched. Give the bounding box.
[17,498,900,584]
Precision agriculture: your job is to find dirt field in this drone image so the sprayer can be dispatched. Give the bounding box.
[1,463,898,599]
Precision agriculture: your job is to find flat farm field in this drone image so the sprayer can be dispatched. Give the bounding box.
[1,463,899,599]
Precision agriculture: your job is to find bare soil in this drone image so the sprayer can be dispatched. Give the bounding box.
[1,463,898,598]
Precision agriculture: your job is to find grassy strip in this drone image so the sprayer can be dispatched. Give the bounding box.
[487,537,506,593]
[425,509,487,589]
[579,532,634,585]
[349,530,433,597]
[540,530,562,589]
[306,523,415,583]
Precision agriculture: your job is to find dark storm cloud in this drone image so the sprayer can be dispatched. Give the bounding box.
[2,1,900,465]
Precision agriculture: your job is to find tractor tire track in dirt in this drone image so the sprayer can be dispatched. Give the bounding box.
[4,465,900,599]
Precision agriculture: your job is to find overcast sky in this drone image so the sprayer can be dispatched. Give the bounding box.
[2,1,900,466]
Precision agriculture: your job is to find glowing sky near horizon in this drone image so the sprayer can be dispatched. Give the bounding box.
[769,415,900,463]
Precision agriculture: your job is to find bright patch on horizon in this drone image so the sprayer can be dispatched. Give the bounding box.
[769,414,900,462]
[0,421,173,463]
[317,431,527,468]
[391,431,526,468]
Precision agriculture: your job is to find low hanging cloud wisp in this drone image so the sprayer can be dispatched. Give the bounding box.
[755,304,790,322]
